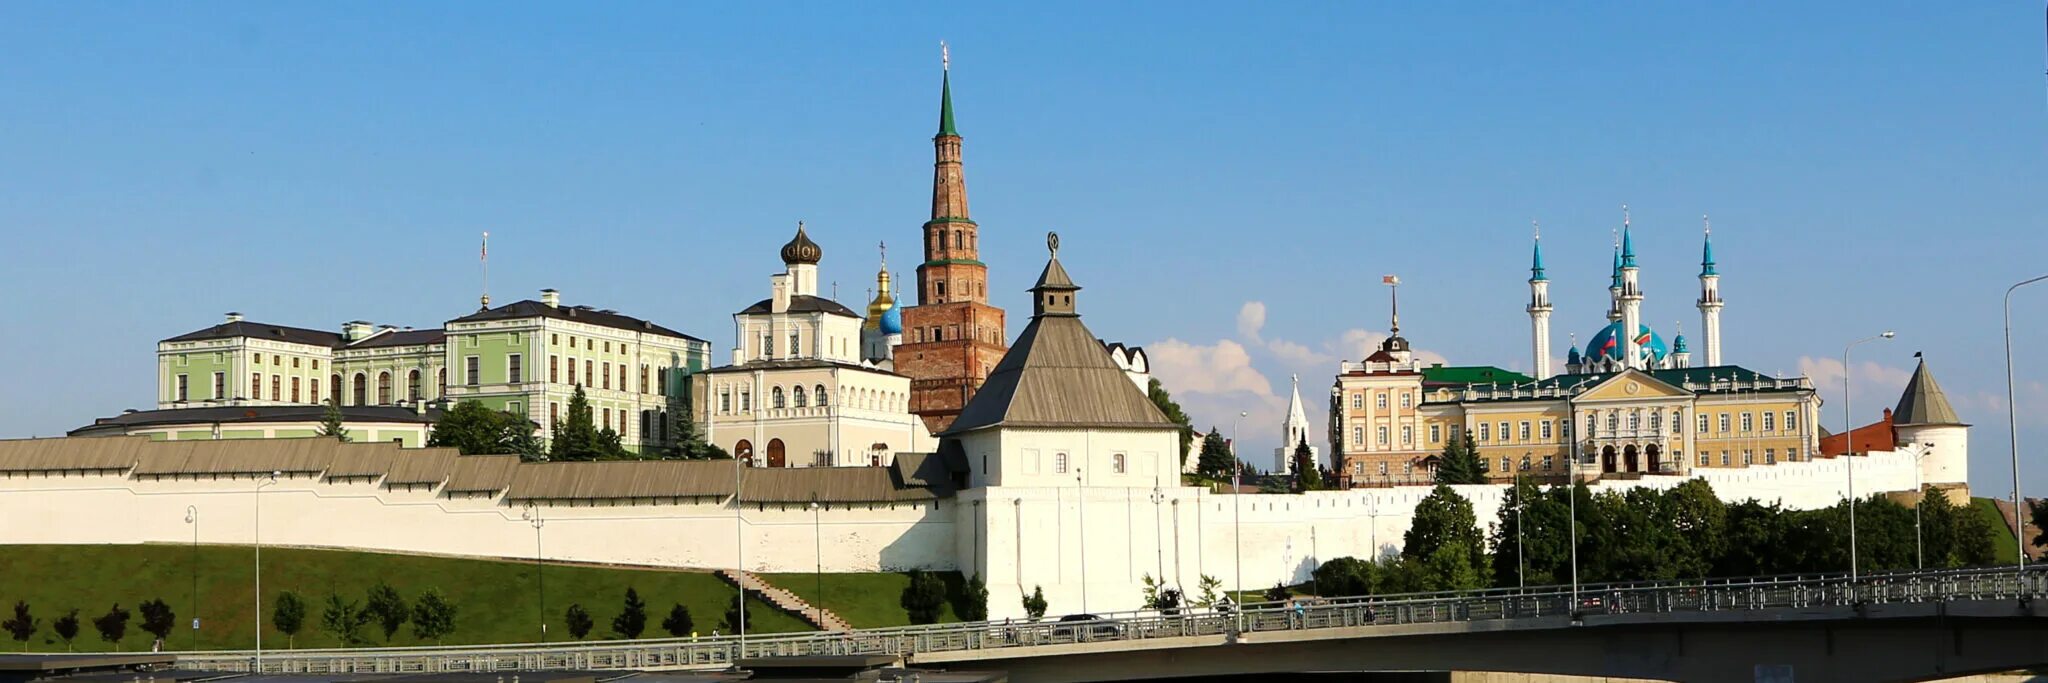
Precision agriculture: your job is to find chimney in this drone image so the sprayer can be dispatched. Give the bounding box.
[225,312,244,323]
[343,321,375,342]
[540,289,560,308]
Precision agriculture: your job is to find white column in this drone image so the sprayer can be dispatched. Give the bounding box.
[1529,279,1552,379]
[1699,273,1724,366]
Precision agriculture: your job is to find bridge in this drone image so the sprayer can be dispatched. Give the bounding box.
[172,566,2048,682]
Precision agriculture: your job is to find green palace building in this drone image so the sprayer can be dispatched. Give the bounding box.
[80,289,709,450]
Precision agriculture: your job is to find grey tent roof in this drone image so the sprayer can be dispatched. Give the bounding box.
[1894,357,1966,426]
[941,259,1173,434]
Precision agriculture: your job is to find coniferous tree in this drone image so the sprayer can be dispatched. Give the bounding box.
[1195,429,1236,480]
[1433,433,1484,485]
[564,604,594,640]
[92,604,130,649]
[953,574,989,622]
[718,595,749,633]
[319,593,371,647]
[317,398,351,442]
[428,401,542,460]
[900,571,947,624]
[664,405,730,460]
[1290,437,1323,492]
[550,385,610,461]
[2029,499,2048,557]
[611,587,647,639]
[1021,586,1048,621]
[661,604,694,637]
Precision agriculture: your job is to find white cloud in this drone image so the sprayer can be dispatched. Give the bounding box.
[1235,301,1267,343]
[1147,338,1275,399]
[1797,356,1911,425]
[1334,328,1449,367]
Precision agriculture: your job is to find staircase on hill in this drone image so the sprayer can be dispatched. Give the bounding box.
[1990,498,2044,560]
[717,569,854,632]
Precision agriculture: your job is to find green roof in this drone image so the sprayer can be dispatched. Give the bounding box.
[1421,365,1534,386]
[1530,365,1797,395]
[938,70,957,137]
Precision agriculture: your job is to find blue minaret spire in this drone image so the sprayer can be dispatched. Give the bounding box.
[1701,215,1717,276]
[1529,221,1547,282]
[1619,205,1638,268]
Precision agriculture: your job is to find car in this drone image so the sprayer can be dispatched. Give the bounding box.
[1051,613,1121,639]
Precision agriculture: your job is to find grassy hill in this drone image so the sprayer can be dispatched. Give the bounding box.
[0,544,811,652]
[760,571,969,629]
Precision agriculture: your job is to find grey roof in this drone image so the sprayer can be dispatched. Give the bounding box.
[942,312,1175,435]
[739,294,862,318]
[1035,256,1077,290]
[1894,357,1966,426]
[349,328,447,349]
[162,321,344,347]
[447,300,705,342]
[70,405,441,436]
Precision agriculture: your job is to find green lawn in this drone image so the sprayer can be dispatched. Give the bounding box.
[0,544,811,652]
[759,572,967,628]
[1971,497,2024,564]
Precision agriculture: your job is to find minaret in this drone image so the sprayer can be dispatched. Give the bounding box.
[1527,222,1553,379]
[1671,321,1691,368]
[1697,215,1724,366]
[1618,206,1645,370]
[898,44,1010,432]
[1606,233,1623,325]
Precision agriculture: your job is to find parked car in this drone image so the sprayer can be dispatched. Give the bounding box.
[1052,613,1121,639]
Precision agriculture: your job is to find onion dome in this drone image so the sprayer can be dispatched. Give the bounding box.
[1566,344,1583,366]
[878,300,903,335]
[1585,321,1669,364]
[780,221,822,265]
[864,268,902,334]
[1672,334,1689,354]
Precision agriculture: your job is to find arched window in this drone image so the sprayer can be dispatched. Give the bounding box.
[1649,411,1661,432]
[437,368,446,396]
[330,374,342,404]
[1628,410,1641,431]
[1054,452,1069,473]
[407,369,422,401]
[952,230,963,248]
[772,386,786,409]
[377,372,392,405]
[793,385,808,408]
[351,373,367,406]
[815,384,828,406]
[1111,453,1126,474]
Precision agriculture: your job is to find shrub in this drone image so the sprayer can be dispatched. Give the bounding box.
[661,604,694,637]
[900,571,947,624]
[564,604,594,640]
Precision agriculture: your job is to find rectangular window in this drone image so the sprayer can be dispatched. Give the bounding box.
[292,357,301,368]
[602,363,611,390]
[603,407,611,428]
[1518,421,1531,441]
[1449,425,1461,441]
[720,391,731,413]
[1721,451,1731,466]
[311,378,320,402]
[1351,394,1361,409]
[1478,423,1491,442]
[1376,426,1388,445]
[1498,422,1509,443]
[1762,412,1776,432]
[618,364,627,391]
[509,354,524,384]
[291,377,301,403]
[252,354,261,365]
[552,334,559,346]
[271,375,281,401]
[568,358,578,385]
[212,372,225,399]
[1539,421,1553,441]
[465,356,481,386]
[312,359,319,370]
[1700,453,1710,466]
[1542,455,1554,470]
[1400,392,1412,409]
[175,374,189,402]
[585,360,594,386]
[1479,457,1489,472]
[1698,414,1709,433]
[551,403,560,426]
[1740,412,1753,432]
[250,373,261,399]
[551,356,560,383]
[604,341,611,353]
[1742,450,1754,466]
[641,366,650,394]
[508,401,521,416]
[1786,410,1798,431]
[1765,449,1776,465]
[1429,424,1442,443]
[1376,393,1388,409]
[1352,426,1362,446]
[1718,414,1730,433]
[1401,425,1412,445]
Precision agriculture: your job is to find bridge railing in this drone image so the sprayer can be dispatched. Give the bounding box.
[171,565,2048,674]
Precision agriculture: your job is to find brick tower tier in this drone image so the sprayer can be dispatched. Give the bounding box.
[897,64,1008,433]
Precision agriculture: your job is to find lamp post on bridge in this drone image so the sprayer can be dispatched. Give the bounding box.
[521,502,547,642]
[254,470,278,673]
[2003,274,2047,574]
[1844,330,1895,583]
[185,505,199,651]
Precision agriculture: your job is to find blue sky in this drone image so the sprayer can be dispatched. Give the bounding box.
[2,2,2045,491]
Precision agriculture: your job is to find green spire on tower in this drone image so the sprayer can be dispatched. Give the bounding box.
[938,43,958,137]
[1529,222,1547,282]
[1701,215,1718,276]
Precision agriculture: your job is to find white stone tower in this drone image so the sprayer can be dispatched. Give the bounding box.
[1618,207,1645,370]
[1527,223,1553,379]
[1892,354,1970,494]
[1274,374,1317,475]
[1697,216,1725,366]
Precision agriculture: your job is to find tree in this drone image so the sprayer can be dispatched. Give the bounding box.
[661,604,695,637]
[612,587,647,639]
[718,595,748,633]
[1951,497,2002,566]
[92,604,130,649]
[319,593,371,647]
[900,571,947,624]
[1290,437,1323,492]
[1663,479,1728,579]
[1195,429,1236,480]
[317,398,351,442]
[2,601,36,644]
[52,610,79,651]
[273,591,307,649]
[564,604,594,640]
[363,581,409,643]
[1313,557,1375,597]
[1263,583,1291,602]
[1433,433,1484,485]
[1404,485,1486,569]
[1918,487,1962,567]
[138,598,176,645]
[953,574,989,622]
[1155,587,1183,616]
[663,405,730,460]
[1021,586,1048,621]
[550,385,624,461]
[410,588,457,645]
[428,400,543,460]
[1193,575,1223,608]
[1146,378,1197,467]
[2030,498,2048,557]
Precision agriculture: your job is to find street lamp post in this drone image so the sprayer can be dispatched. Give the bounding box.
[2004,274,2048,573]
[521,503,546,642]
[254,471,279,672]
[1844,330,1895,582]
[1149,486,1166,588]
[1075,467,1087,614]
[1915,444,1932,570]
[809,498,822,626]
[1231,410,1245,633]
[1515,484,1527,591]
[185,506,199,651]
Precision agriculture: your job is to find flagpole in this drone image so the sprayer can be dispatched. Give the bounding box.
[480,231,491,310]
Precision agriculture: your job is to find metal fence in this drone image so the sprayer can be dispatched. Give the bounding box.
[175,566,2048,674]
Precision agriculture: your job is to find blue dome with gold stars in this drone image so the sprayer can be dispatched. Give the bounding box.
[1586,321,1668,364]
